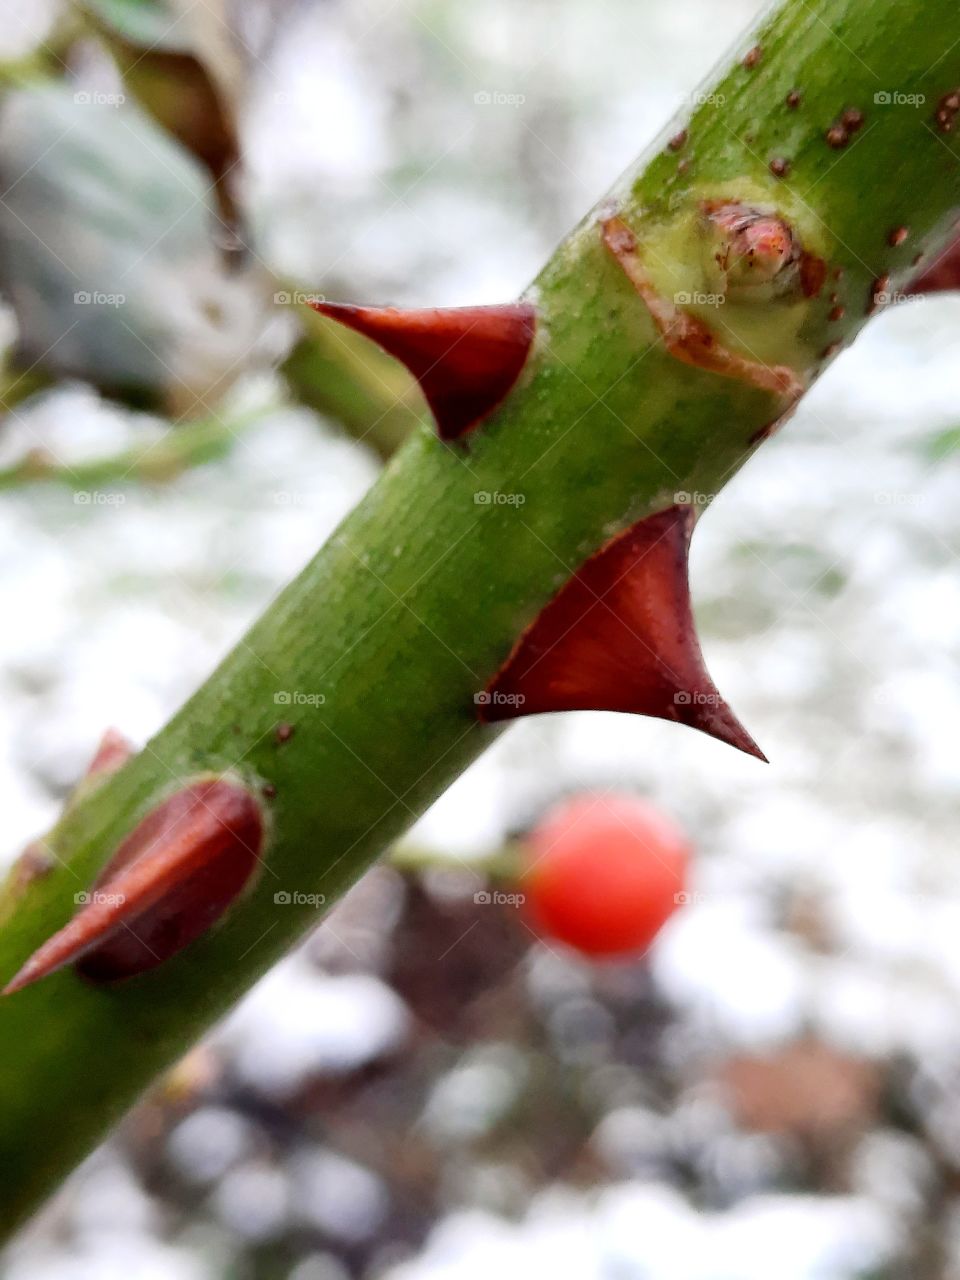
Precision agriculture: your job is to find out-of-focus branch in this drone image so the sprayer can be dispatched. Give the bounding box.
[0,408,265,493]
[0,364,54,416]
[282,305,428,460]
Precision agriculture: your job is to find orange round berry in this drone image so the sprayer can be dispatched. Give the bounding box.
[521,794,690,957]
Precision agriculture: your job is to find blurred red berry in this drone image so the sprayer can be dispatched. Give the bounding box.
[520,793,690,957]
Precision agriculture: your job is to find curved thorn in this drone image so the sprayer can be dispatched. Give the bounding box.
[3,779,264,994]
[308,301,536,440]
[478,505,766,761]
[84,728,133,781]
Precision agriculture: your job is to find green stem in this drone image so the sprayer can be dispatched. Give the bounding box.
[389,841,524,884]
[0,0,957,1235]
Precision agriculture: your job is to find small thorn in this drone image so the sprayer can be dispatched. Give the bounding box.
[3,779,264,994]
[84,728,133,781]
[308,301,536,440]
[2,840,55,905]
[478,505,766,761]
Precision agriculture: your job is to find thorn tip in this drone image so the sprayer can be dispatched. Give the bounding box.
[309,301,536,440]
[3,778,265,994]
[478,504,764,760]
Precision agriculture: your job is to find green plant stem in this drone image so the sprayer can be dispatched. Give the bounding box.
[389,841,524,884]
[0,0,958,1235]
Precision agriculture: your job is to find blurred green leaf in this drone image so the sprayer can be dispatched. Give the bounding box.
[918,424,960,462]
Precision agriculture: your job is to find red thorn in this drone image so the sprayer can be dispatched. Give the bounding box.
[308,301,536,441]
[84,728,133,781]
[3,779,264,994]
[478,505,766,760]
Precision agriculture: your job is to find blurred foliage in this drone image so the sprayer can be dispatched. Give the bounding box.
[79,0,193,51]
[0,404,261,491]
[0,0,423,475]
[283,309,428,462]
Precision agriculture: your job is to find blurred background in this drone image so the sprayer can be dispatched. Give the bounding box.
[1,0,960,1276]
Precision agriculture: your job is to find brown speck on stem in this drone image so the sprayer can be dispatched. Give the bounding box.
[888,226,909,247]
[742,45,762,69]
[798,252,828,299]
[769,157,791,178]
[912,252,923,267]
[748,402,799,447]
[275,722,294,744]
[935,89,960,132]
[786,90,802,110]
[667,129,687,152]
[828,304,845,322]
[833,267,844,280]
[840,108,865,132]
[825,124,849,149]
[677,158,691,176]
[821,341,841,360]
[867,274,891,315]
